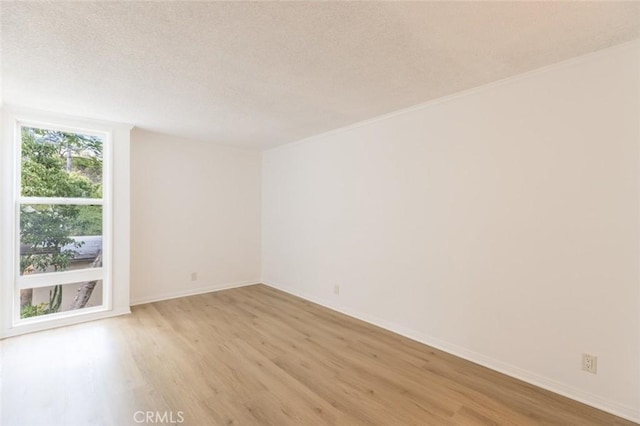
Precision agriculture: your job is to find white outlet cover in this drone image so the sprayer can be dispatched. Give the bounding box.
[582,354,597,374]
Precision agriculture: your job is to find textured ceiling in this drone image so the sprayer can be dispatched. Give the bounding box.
[1,2,639,150]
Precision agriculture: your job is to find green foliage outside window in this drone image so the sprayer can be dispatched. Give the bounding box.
[20,127,103,318]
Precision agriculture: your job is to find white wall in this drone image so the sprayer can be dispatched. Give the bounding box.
[262,41,640,421]
[130,130,261,304]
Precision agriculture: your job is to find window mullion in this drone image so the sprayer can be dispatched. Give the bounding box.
[18,197,104,205]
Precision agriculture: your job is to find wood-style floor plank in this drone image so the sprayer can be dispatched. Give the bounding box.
[0,284,635,425]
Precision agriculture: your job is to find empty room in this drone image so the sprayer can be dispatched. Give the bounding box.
[0,1,639,425]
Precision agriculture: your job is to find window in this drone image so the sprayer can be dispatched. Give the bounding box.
[1,108,131,337]
[16,124,109,321]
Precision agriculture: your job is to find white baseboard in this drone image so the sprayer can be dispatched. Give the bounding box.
[130,280,259,306]
[262,281,640,424]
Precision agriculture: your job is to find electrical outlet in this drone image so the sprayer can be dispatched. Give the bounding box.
[191,272,198,281]
[333,284,340,295]
[582,353,597,374]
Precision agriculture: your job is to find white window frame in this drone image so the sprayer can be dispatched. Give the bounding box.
[1,107,132,338]
[13,120,112,326]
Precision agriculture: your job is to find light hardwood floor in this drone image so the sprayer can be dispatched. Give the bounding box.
[0,284,635,425]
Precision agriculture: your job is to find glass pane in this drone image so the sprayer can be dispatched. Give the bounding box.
[20,281,103,319]
[20,204,102,275]
[21,126,103,198]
